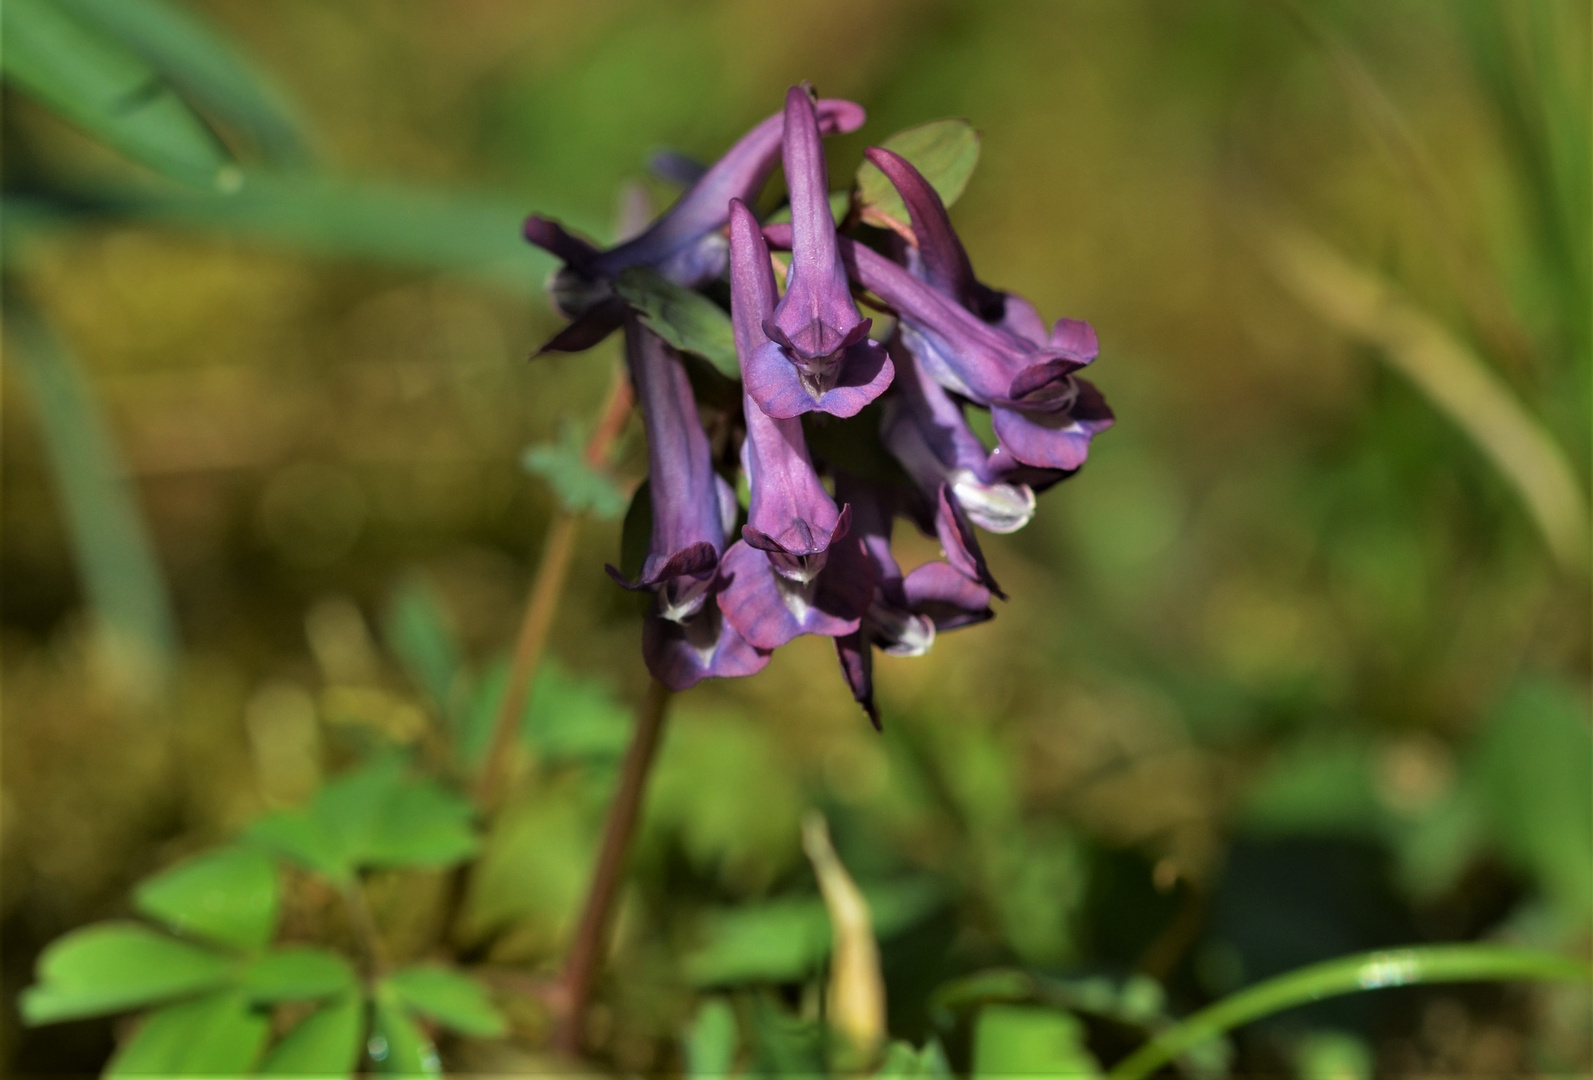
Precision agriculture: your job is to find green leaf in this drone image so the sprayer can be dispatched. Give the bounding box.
[361,776,480,869]
[614,265,740,379]
[133,845,279,951]
[684,997,738,1079]
[521,425,629,520]
[383,965,507,1038]
[0,0,232,186]
[1105,945,1590,1080]
[307,757,478,870]
[1292,1030,1374,1080]
[53,0,307,165]
[876,1038,953,1080]
[92,172,587,292]
[856,119,981,234]
[247,806,354,884]
[684,879,941,986]
[243,947,358,1003]
[21,922,234,1025]
[747,994,825,1079]
[258,993,366,1078]
[618,479,654,583]
[106,989,270,1077]
[368,998,441,1077]
[1473,678,1593,924]
[4,295,177,692]
[524,658,634,764]
[973,1005,1102,1079]
[383,575,463,716]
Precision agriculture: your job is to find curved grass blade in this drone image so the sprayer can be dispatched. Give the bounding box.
[1259,217,1591,578]
[4,295,178,694]
[1,0,232,187]
[53,0,309,165]
[1106,944,1590,1080]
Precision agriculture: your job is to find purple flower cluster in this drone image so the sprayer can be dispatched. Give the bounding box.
[525,86,1112,724]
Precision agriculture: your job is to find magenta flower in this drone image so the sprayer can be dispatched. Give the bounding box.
[609,320,768,690]
[738,88,893,419]
[523,96,867,353]
[856,147,1113,471]
[833,475,992,725]
[714,196,876,650]
[882,338,1037,534]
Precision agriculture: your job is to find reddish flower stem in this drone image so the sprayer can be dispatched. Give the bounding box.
[474,367,633,811]
[555,677,673,1057]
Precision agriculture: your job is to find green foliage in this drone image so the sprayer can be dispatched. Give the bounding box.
[1471,678,1593,924]
[522,424,631,520]
[1104,945,1590,1080]
[369,996,442,1077]
[615,265,741,379]
[257,994,366,1078]
[250,757,479,881]
[973,1005,1102,1079]
[133,846,279,951]
[685,998,739,1079]
[1,0,232,186]
[3,298,177,690]
[381,965,508,1038]
[104,990,271,1078]
[241,948,358,1003]
[619,479,655,582]
[876,1040,952,1080]
[684,879,941,986]
[21,923,234,1024]
[524,659,635,763]
[53,0,307,164]
[855,119,981,233]
[383,575,464,719]
[246,806,351,884]
[1291,1031,1373,1080]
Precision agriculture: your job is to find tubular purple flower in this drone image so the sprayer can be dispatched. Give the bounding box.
[833,475,993,724]
[609,320,768,690]
[715,196,877,649]
[523,97,867,352]
[781,147,1114,473]
[882,339,1037,534]
[715,389,876,648]
[738,89,893,419]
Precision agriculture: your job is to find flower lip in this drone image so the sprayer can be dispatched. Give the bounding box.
[761,223,1077,411]
[725,89,895,419]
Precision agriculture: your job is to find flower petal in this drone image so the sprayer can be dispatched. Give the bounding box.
[989,378,1114,472]
[743,336,894,419]
[643,605,769,690]
[835,631,879,728]
[933,483,1005,599]
[901,561,994,630]
[716,537,872,650]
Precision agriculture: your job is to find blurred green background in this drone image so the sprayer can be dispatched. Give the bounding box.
[2,0,1589,1075]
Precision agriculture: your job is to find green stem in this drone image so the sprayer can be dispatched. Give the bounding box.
[1108,944,1590,1080]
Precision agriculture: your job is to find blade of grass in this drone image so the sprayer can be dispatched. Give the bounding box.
[53,0,309,165]
[1107,944,1590,1080]
[1257,217,1591,578]
[75,173,597,292]
[1,0,233,188]
[3,293,178,694]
